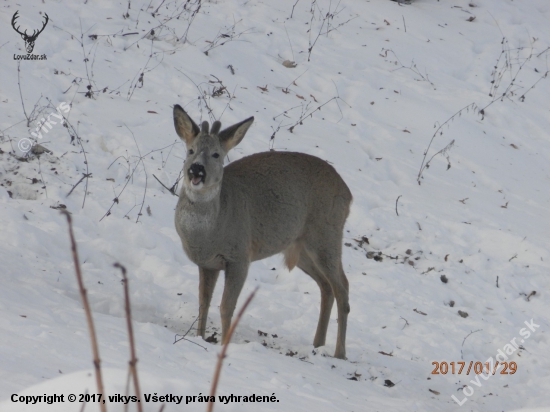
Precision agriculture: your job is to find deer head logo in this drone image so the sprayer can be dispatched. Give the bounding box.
[11,11,49,54]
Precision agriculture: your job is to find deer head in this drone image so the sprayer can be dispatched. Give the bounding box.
[11,11,49,54]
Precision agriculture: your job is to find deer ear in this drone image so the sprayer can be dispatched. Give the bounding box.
[173,105,200,146]
[219,117,254,152]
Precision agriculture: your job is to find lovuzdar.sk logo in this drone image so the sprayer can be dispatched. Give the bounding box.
[12,10,48,61]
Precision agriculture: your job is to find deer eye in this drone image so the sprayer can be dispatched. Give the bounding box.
[188,149,194,155]
[212,153,220,159]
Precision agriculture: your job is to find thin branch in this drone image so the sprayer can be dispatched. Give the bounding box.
[418,37,547,184]
[417,103,475,184]
[206,287,258,412]
[62,211,107,412]
[174,316,200,343]
[385,49,435,88]
[281,68,309,94]
[36,155,48,198]
[125,124,148,223]
[202,19,253,56]
[179,0,202,43]
[288,94,348,133]
[114,263,143,412]
[67,173,93,198]
[100,143,177,221]
[284,24,295,62]
[152,174,179,196]
[79,19,96,98]
[17,62,30,127]
[461,329,482,360]
[45,97,91,208]
[78,390,88,412]
[174,68,216,122]
[395,195,402,216]
[219,84,238,120]
[519,69,548,102]
[173,316,208,350]
[123,3,196,51]
[290,0,301,19]
[127,39,165,102]
[307,0,356,61]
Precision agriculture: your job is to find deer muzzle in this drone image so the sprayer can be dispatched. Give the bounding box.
[188,163,206,186]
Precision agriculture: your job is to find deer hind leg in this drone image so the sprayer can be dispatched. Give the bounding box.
[197,267,220,338]
[334,260,350,359]
[297,253,335,349]
[308,244,349,360]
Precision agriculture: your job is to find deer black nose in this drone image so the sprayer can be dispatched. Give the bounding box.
[189,163,205,178]
[188,164,206,185]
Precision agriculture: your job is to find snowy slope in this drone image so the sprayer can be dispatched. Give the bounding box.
[1,0,550,411]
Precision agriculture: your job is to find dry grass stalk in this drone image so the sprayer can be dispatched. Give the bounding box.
[206,287,258,412]
[62,211,107,412]
[114,263,143,412]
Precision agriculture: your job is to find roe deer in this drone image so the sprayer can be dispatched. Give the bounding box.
[173,105,352,359]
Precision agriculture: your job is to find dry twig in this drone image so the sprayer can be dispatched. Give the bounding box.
[114,263,143,412]
[62,211,107,412]
[206,287,258,412]
[461,329,482,360]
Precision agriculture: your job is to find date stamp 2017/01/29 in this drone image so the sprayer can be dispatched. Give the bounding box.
[431,361,517,375]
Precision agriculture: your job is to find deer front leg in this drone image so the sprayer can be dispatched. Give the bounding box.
[220,261,249,344]
[197,267,220,338]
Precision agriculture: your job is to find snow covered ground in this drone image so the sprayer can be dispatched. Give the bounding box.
[1,0,550,410]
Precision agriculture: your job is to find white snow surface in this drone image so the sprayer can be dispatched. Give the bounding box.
[1,0,550,411]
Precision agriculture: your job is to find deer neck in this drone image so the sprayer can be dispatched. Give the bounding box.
[177,184,221,235]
